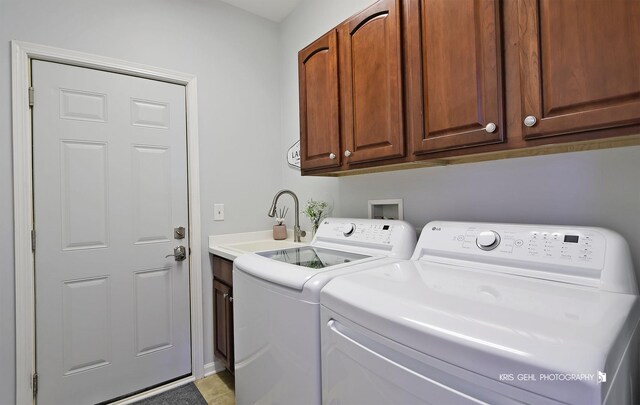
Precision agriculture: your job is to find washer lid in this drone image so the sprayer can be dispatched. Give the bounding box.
[257,246,369,269]
[321,260,640,404]
[234,249,379,290]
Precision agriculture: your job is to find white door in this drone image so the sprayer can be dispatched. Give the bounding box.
[32,60,191,404]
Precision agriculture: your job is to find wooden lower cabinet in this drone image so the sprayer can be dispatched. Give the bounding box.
[212,255,234,373]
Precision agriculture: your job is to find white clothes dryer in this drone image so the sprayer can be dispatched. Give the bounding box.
[321,221,640,405]
[233,218,417,405]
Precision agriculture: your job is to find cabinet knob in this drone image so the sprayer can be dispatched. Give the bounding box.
[524,115,537,127]
[329,153,336,160]
[485,122,497,133]
[344,150,352,157]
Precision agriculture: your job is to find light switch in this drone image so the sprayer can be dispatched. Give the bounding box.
[214,204,225,221]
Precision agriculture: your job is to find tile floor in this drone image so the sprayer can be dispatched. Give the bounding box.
[194,371,235,405]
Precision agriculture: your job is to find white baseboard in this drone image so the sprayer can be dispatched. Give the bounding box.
[111,376,195,404]
[110,360,223,404]
[204,360,226,377]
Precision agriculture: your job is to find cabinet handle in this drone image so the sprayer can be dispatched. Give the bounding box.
[223,293,228,299]
[485,122,497,133]
[229,296,233,302]
[329,153,336,160]
[524,115,537,127]
[344,150,352,157]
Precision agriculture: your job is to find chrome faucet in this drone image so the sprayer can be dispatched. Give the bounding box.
[268,189,306,242]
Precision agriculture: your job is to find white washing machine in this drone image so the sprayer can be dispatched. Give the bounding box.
[233,217,417,405]
[321,221,640,405]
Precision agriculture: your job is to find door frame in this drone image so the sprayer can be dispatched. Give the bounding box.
[11,40,204,405]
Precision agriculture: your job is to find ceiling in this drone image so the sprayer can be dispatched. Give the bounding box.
[218,0,304,22]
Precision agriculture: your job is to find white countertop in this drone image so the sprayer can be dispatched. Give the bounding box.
[208,229,310,261]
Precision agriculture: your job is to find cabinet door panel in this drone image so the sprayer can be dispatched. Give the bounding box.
[212,255,233,285]
[213,280,232,370]
[518,0,640,139]
[340,0,405,164]
[227,290,234,374]
[412,0,504,154]
[299,30,341,170]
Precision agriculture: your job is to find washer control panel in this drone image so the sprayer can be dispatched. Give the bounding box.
[321,221,396,244]
[419,222,606,271]
[314,218,418,259]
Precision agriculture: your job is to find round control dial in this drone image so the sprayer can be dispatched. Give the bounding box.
[476,230,501,251]
[342,223,356,237]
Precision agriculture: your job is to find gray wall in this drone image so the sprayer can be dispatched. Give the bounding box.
[0,0,282,401]
[279,1,640,279]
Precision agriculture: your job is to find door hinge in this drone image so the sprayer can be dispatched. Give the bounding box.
[31,229,36,251]
[32,372,38,396]
[28,87,34,107]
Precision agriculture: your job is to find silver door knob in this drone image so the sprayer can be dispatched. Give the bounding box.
[329,153,336,160]
[485,122,497,133]
[344,150,352,157]
[166,246,187,261]
[524,115,537,127]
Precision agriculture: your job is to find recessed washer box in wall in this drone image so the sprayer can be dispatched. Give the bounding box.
[368,199,403,220]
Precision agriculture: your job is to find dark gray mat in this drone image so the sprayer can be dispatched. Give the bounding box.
[132,383,207,405]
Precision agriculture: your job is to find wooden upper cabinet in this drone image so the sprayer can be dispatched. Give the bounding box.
[408,0,504,155]
[518,0,640,139]
[339,0,405,165]
[298,0,640,175]
[299,30,341,170]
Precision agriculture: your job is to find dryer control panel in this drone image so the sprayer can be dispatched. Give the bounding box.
[414,221,636,294]
[456,226,605,267]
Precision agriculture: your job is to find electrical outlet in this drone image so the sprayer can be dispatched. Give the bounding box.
[214,204,225,221]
